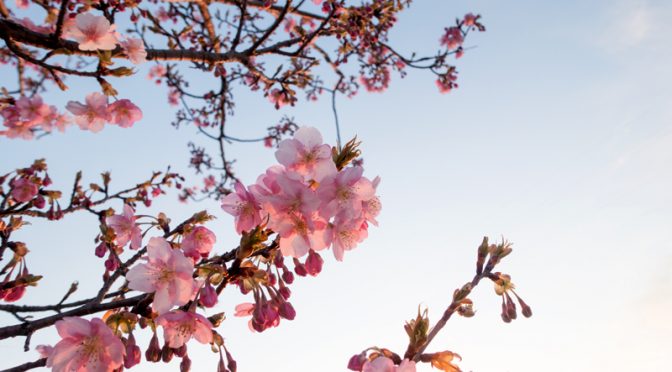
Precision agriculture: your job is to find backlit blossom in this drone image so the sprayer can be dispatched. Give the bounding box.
[276,212,326,258]
[126,237,194,314]
[66,92,109,132]
[120,38,147,64]
[107,99,142,128]
[47,317,125,372]
[155,310,213,348]
[325,217,368,261]
[181,226,216,261]
[106,204,142,249]
[11,178,38,203]
[275,126,336,182]
[67,13,119,51]
[318,166,375,219]
[221,182,263,234]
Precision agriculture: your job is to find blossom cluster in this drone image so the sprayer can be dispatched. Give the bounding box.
[221,126,381,261]
[0,92,143,138]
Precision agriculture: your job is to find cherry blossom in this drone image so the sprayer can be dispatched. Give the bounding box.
[66,92,109,132]
[107,99,143,128]
[275,126,336,182]
[47,317,125,372]
[120,38,147,65]
[318,166,375,219]
[66,13,120,51]
[440,27,464,50]
[181,226,216,261]
[155,310,213,348]
[11,178,38,203]
[106,204,142,249]
[126,237,195,314]
[221,182,263,234]
[325,217,368,261]
[276,212,327,258]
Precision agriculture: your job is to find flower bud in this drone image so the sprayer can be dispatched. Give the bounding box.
[278,286,291,300]
[34,195,46,209]
[347,352,367,371]
[305,250,323,276]
[281,270,294,284]
[294,262,307,277]
[161,344,174,363]
[174,344,188,358]
[180,355,192,372]
[145,333,161,362]
[278,302,296,320]
[95,242,107,258]
[199,282,218,308]
[124,334,141,368]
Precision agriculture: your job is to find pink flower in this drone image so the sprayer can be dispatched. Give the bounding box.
[47,317,125,372]
[107,99,142,128]
[66,92,109,132]
[106,204,142,249]
[11,178,38,203]
[318,166,375,219]
[198,281,218,307]
[126,237,195,315]
[275,126,336,182]
[120,37,147,64]
[16,95,50,125]
[67,13,119,51]
[181,226,216,261]
[266,171,320,224]
[155,310,213,348]
[396,359,416,372]
[221,182,263,234]
[440,26,464,50]
[325,217,368,261]
[276,212,326,258]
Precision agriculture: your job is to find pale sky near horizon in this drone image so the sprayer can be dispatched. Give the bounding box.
[1,0,672,371]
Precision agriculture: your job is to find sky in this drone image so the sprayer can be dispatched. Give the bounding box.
[1,0,672,371]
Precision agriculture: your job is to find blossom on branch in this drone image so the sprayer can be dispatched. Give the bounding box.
[46,317,125,372]
[66,13,120,51]
[126,237,195,314]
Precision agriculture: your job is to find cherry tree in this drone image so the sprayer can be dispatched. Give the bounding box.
[0,0,531,371]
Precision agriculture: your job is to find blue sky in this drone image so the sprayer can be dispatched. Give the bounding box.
[1,0,671,371]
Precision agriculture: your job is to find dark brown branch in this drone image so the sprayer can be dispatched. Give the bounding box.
[2,358,47,372]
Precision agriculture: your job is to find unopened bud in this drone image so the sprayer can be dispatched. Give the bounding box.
[145,333,161,362]
[161,344,174,363]
[180,355,192,372]
[174,344,187,358]
[347,352,367,371]
[278,302,296,320]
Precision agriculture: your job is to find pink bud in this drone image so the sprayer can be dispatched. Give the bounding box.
[145,333,161,362]
[181,355,192,372]
[347,352,367,371]
[278,302,296,320]
[34,195,46,209]
[282,270,294,284]
[3,286,26,302]
[278,286,291,300]
[305,250,323,276]
[124,334,141,368]
[104,255,119,271]
[95,242,107,258]
[199,282,218,308]
[294,263,307,277]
